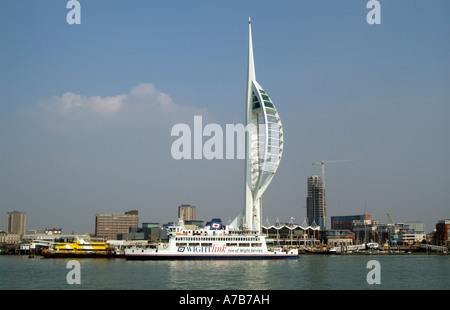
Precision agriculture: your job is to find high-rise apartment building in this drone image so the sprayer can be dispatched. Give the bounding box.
[178,205,196,221]
[7,211,26,235]
[95,210,139,240]
[306,175,326,230]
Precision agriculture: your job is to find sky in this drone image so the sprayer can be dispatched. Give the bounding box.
[0,0,449,235]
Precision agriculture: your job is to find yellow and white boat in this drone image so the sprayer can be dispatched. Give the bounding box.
[44,234,113,258]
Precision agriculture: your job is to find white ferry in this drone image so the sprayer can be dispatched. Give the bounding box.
[125,219,298,260]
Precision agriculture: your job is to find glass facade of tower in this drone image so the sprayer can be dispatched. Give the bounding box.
[251,84,283,182]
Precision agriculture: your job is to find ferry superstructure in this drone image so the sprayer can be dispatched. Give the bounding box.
[125,220,298,260]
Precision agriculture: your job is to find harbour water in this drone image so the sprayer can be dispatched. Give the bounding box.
[0,254,448,290]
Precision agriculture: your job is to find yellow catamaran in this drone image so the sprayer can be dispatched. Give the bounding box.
[43,233,113,258]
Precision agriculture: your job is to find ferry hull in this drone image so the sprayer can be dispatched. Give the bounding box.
[125,253,299,260]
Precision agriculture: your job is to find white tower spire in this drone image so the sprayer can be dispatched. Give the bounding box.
[231,19,284,233]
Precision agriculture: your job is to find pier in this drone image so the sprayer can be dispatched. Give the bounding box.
[419,244,448,254]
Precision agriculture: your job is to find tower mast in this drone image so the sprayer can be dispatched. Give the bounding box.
[244,17,257,231]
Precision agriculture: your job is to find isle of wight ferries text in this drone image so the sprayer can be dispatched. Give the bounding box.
[177,245,264,253]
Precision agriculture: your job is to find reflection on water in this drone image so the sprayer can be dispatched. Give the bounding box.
[1,255,448,290]
[165,260,273,290]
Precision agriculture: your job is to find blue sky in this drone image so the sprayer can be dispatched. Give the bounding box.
[1,0,449,234]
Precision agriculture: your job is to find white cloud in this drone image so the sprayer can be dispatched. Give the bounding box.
[31,82,211,131]
[51,92,124,115]
[128,83,174,109]
[37,83,173,116]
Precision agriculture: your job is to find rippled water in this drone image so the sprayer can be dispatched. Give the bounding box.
[1,254,448,290]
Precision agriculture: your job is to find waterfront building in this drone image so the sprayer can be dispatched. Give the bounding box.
[435,219,450,246]
[352,218,380,244]
[178,204,196,221]
[394,222,426,245]
[230,18,284,233]
[306,175,326,230]
[262,220,320,248]
[95,210,139,240]
[0,231,21,244]
[396,229,426,245]
[44,228,62,235]
[350,221,426,246]
[331,214,371,231]
[22,232,76,243]
[322,229,355,246]
[6,211,26,236]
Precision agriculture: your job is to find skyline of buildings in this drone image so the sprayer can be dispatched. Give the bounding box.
[1,174,447,245]
[0,177,447,246]
[2,207,449,247]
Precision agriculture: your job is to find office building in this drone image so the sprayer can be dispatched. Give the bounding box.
[95,210,139,240]
[306,175,326,230]
[7,211,26,236]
